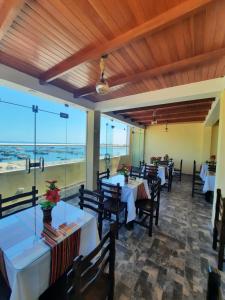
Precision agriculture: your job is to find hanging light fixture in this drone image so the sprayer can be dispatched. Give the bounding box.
[151,110,157,125]
[96,54,109,95]
[165,121,168,132]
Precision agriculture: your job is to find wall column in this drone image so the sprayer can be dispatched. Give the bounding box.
[86,110,100,190]
[201,126,212,162]
[211,90,225,224]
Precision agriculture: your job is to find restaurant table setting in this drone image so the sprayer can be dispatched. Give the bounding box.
[0,201,99,300]
[103,174,150,223]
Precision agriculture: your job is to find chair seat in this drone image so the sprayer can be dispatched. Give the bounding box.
[83,273,111,300]
[135,199,157,212]
[104,199,126,213]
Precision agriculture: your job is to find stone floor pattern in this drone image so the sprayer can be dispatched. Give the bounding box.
[69,175,225,300]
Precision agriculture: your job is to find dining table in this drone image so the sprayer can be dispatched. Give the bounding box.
[203,172,216,193]
[200,163,208,181]
[0,201,99,300]
[102,174,150,223]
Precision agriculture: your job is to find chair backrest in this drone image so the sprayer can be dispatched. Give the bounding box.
[208,162,216,172]
[0,186,38,219]
[130,166,141,178]
[96,169,110,190]
[97,169,110,181]
[79,185,104,239]
[150,178,161,203]
[139,160,145,167]
[144,164,158,178]
[99,181,121,209]
[66,223,116,300]
[215,189,222,225]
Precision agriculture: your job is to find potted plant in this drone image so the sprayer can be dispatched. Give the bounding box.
[40,180,60,222]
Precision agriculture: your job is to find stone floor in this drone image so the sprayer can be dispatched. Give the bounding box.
[69,175,225,300]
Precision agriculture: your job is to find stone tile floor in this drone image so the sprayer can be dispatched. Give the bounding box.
[69,175,225,300]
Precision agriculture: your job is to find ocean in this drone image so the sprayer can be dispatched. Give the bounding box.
[0,143,128,164]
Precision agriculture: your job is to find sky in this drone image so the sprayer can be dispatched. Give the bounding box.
[0,86,129,145]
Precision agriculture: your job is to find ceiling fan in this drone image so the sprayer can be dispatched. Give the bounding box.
[96,54,109,95]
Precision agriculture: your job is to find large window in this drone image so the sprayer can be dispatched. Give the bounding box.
[100,115,130,159]
[131,127,144,166]
[0,86,86,197]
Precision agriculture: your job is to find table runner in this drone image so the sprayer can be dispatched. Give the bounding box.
[137,182,149,199]
[42,222,81,285]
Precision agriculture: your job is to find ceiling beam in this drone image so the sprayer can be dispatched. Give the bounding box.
[131,111,208,120]
[121,106,211,117]
[40,0,213,83]
[74,48,225,98]
[114,98,214,114]
[0,0,24,41]
[140,116,205,124]
[132,113,206,122]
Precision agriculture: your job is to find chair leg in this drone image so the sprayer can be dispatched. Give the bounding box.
[155,205,159,226]
[125,205,128,224]
[116,214,119,239]
[149,210,153,237]
[218,241,225,271]
[212,226,218,250]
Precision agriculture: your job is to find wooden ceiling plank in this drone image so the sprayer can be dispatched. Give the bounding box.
[40,0,213,82]
[140,116,205,124]
[74,47,225,97]
[0,0,24,40]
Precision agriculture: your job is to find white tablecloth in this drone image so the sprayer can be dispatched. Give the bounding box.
[200,163,208,181]
[203,175,216,193]
[0,202,99,300]
[103,175,150,223]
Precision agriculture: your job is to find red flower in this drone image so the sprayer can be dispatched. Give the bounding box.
[45,188,60,203]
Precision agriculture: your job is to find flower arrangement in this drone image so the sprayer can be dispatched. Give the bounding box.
[40,180,61,209]
[118,164,129,176]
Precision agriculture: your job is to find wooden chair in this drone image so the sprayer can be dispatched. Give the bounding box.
[174,159,183,181]
[0,186,38,219]
[66,223,116,300]
[99,181,127,239]
[139,160,145,167]
[191,160,204,197]
[207,266,222,300]
[134,178,161,236]
[158,160,168,166]
[40,224,116,300]
[130,166,142,178]
[144,164,158,179]
[212,189,225,271]
[96,169,110,190]
[163,164,173,192]
[79,185,104,239]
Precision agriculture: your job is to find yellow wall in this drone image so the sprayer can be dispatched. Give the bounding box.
[210,121,219,156]
[144,123,211,174]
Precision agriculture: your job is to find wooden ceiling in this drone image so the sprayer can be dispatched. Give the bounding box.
[113,98,215,126]
[0,0,225,103]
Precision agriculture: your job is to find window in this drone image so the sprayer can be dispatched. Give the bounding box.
[100,115,130,158]
[0,86,87,198]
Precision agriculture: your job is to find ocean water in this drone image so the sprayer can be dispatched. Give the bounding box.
[0,144,128,164]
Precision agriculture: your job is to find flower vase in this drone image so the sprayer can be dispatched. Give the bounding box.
[124,174,129,184]
[42,206,53,223]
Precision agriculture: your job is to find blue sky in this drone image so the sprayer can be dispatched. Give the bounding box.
[0,86,129,145]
